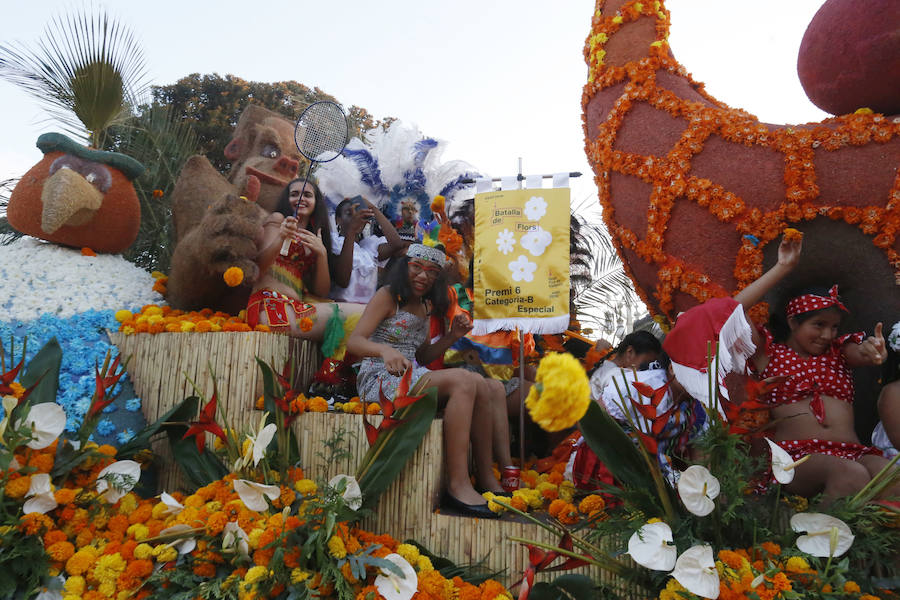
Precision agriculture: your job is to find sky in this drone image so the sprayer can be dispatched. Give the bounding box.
[0,0,830,214]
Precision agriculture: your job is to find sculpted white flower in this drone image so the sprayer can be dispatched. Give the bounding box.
[247,418,277,468]
[0,396,18,439]
[234,479,281,512]
[159,491,184,516]
[23,473,57,515]
[159,524,197,554]
[520,226,552,257]
[627,521,676,571]
[765,438,808,484]
[329,474,363,510]
[524,195,547,221]
[496,229,516,255]
[672,545,720,599]
[508,255,537,283]
[96,460,141,503]
[677,465,720,517]
[790,513,854,557]
[17,403,66,450]
[222,521,250,558]
[375,553,417,600]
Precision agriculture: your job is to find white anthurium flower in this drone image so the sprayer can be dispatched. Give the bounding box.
[672,545,720,599]
[375,553,417,600]
[249,421,277,468]
[627,521,677,571]
[0,395,18,439]
[33,575,65,600]
[222,521,250,558]
[790,513,854,557]
[159,524,197,555]
[677,465,720,517]
[23,473,58,515]
[159,492,184,516]
[234,478,280,512]
[765,438,810,484]
[329,474,363,510]
[95,460,141,504]
[17,403,66,450]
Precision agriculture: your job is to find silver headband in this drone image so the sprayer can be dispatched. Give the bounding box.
[406,243,446,267]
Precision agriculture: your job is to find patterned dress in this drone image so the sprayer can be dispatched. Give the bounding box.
[356,308,432,402]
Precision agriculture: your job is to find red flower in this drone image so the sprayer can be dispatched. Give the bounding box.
[183,392,226,453]
[87,355,126,419]
[362,367,423,446]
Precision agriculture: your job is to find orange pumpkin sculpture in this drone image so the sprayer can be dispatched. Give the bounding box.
[582,0,900,341]
[7,133,144,253]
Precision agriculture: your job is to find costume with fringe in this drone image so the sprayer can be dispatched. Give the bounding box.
[247,240,317,330]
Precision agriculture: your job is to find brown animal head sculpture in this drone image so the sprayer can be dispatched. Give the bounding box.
[224,104,305,213]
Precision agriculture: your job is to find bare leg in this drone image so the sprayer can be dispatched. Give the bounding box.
[471,377,511,493]
[784,453,872,503]
[420,369,485,506]
[252,301,365,340]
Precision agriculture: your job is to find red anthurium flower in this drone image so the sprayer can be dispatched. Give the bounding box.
[183,393,226,453]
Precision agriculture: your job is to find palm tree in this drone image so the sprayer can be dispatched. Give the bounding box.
[0,8,148,148]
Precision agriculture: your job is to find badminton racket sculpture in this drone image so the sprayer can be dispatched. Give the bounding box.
[280,100,349,255]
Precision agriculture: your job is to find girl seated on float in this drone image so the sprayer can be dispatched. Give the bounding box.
[347,243,512,519]
[246,178,363,338]
[735,234,898,501]
[872,340,900,458]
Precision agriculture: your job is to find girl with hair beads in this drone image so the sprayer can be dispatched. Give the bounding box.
[347,242,512,518]
[736,234,897,501]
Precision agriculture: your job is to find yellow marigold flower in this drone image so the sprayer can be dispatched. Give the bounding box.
[397,543,420,564]
[65,547,97,576]
[183,494,205,508]
[785,556,811,573]
[333,402,344,412]
[114,310,133,323]
[844,581,861,594]
[782,228,803,242]
[145,305,163,316]
[291,568,311,584]
[248,528,265,550]
[134,543,153,560]
[92,553,126,584]
[62,595,81,600]
[152,544,178,563]
[416,555,434,573]
[224,267,244,287]
[5,476,31,499]
[127,523,150,541]
[98,582,116,597]
[612,15,623,23]
[855,107,874,115]
[294,479,317,496]
[180,321,196,332]
[244,565,268,585]
[558,480,575,502]
[860,595,880,600]
[483,492,507,514]
[64,575,85,595]
[525,353,591,432]
[327,535,347,559]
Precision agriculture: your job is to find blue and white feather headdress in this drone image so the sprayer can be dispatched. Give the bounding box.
[315,121,484,227]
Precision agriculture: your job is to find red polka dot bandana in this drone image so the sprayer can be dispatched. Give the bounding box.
[786,285,848,318]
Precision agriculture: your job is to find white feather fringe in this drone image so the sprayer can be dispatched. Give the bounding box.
[472,315,569,336]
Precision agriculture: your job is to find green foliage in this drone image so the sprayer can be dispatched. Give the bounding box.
[529,574,604,600]
[152,73,389,174]
[355,388,438,511]
[162,395,229,488]
[0,526,50,600]
[17,337,62,407]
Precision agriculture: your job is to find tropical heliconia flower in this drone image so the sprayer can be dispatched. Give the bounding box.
[677,465,720,517]
[765,438,808,484]
[159,492,184,516]
[790,513,854,557]
[96,460,141,503]
[159,524,197,554]
[17,403,66,450]
[23,473,57,515]
[222,521,249,558]
[672,545,720,599]
[329,474,363,510]
[233,479,281,512]
[627,521,677,571]
[375,553,417,600]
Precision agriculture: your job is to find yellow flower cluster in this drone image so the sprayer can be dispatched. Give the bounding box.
[525,352,591,432]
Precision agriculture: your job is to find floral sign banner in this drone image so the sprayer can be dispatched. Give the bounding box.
[472,187,570,335]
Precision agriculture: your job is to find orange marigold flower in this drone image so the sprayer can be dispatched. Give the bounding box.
[300,317,314,332]
[193,561,217,578]
[66,547,98,576]
[5,475,31,499]
[844,581,861,594]
[760,541,780,556]
[547,499,568,518]
[81,247,97,256]
[47,541,75,562]
[307,396,329,412]
[20,513,53,535]
[782,228,803,242]
[578,494,605,515]
[718,549,747,570]
[223,267,244,287]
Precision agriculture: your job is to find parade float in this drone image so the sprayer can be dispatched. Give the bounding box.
[1,0,899,599]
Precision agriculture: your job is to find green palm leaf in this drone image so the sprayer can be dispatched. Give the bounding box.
[0,8,148,147]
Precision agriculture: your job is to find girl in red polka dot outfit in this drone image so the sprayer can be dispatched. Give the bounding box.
[736,234,899,502]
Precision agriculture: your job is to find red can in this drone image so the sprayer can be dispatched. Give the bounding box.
[501,465,521,493]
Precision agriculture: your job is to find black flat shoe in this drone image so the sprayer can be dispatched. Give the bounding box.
[442,492,500,519]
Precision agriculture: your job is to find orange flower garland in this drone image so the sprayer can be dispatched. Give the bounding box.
[583,0,900,324]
